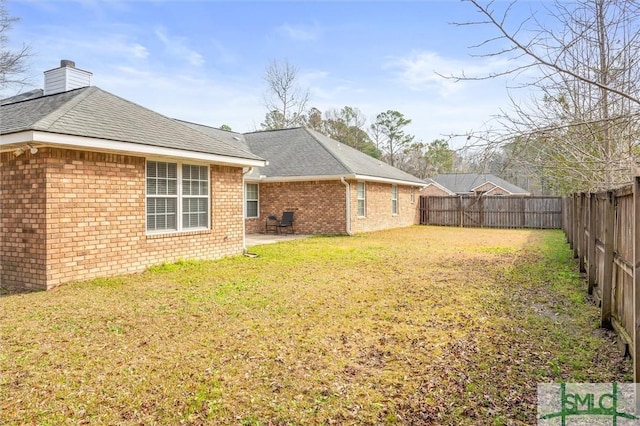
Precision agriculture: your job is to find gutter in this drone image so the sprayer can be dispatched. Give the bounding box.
[242,167,254,254]
[340,176,353,236]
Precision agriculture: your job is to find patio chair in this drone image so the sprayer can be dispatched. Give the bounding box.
[265,215,279,234]
[277,211,295,234]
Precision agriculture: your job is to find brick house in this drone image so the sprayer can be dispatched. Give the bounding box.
[240,128,425,235]
[0,61,265,292]
[182,123,426,235]
[421,178,456,197]
[2,61,426,292]
[423,173,530,197]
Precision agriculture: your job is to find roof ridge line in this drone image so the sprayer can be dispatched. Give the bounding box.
[174,119,260,159]
[32,87,96,131]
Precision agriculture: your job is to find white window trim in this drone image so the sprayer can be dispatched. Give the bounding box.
[146,159,210,235]
[357,181,366,218]
[245,183,259,219]
[391,184,398,215]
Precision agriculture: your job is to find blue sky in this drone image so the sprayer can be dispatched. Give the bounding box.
[4,0,545,149]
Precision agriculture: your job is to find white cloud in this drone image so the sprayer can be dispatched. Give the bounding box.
[98,65,264,132]
[154,27,204,67]
[129,43,149,60]
[385,50,517,97]
[208,39,238,65]
[276,23,321,41]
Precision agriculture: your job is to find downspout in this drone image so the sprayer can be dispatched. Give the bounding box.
[242,167,254,253]
[340,177,353,236]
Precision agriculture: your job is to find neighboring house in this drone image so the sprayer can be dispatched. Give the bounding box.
[185,124,427,235]
[0,61,266,292]
[424,173,530,196]
[421,178,456,197]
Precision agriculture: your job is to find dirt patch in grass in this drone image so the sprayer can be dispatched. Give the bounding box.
[0,226,630,425]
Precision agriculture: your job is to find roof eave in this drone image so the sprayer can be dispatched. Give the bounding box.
[353,174,426,187]
[423,181,456,195]
[246,173,425,186]
[0,130,266,168]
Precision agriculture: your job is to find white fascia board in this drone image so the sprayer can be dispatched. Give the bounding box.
[256,174,354,183]
[254,173,426,186]
[0,131,266,168]
[484,185,510,195]
[353,174,427,187]
[470,181,512,194]
[424,181,456,195]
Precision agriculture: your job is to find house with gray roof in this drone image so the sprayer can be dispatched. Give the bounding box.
[1,60,425,292]
[181,123,426,235]
[241,127,425,235]
[0,60,266,292]
[423,173,530,197]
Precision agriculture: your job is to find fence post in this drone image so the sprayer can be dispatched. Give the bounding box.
[425,196,429,225]
[633,178,640,383]
[588,193,596,295]
[521,197,526,228]
[567,197,574,248]
[578,193,586,272]
[601,191,614,329]
[459,195,463,227]
[573,194,579,258]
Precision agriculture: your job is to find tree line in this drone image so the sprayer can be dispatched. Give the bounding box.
[9,0,635,194]
[258,59,455,179]
[451,0,640,195]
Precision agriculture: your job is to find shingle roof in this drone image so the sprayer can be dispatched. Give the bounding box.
[432,173,529,194]
[177,119,252,153]
[243,127,425,185]
[0,86,263,162]
[423,178,455,195]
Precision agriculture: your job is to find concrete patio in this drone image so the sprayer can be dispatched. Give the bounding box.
[245,233,310,247]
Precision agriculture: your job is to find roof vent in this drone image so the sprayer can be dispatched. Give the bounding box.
[43,59,92,95]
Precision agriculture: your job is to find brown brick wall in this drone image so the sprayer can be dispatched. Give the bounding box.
[245,180,347,235]
[421,184,451,197]
[473,182,511,196]
[349,181,418,233]
[0,151,47,292]
[1,148,246,292]
[244,179,419,235]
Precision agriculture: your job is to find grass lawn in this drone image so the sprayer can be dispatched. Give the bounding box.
[0,226,631,425]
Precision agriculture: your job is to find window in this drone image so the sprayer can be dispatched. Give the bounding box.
[391,185,398,215]
[410,187,415,203]
[146,161,209,233]
[357,181,366,217]
[245,183,259,218]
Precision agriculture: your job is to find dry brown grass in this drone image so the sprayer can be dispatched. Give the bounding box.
[0,226,630,425]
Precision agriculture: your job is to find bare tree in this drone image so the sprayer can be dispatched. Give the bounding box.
[261,59,310,130]
[451,0,640,193]
[0,0,30,92]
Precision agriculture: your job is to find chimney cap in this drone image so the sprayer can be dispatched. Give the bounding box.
[60,59,75,68]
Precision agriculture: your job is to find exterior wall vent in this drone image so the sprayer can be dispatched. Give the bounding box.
[43,60,92,95]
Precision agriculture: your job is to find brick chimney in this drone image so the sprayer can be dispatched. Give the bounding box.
[43,60,92,95]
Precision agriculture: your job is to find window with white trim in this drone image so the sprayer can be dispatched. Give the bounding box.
[410,187,415,203]
[146,161,209,233]
[245,183,259,218]
[391,185,398,215]
[357,181,366,217]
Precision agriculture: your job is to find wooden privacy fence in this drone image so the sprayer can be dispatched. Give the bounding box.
[419,195,563,229]
[564,177,640,382]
